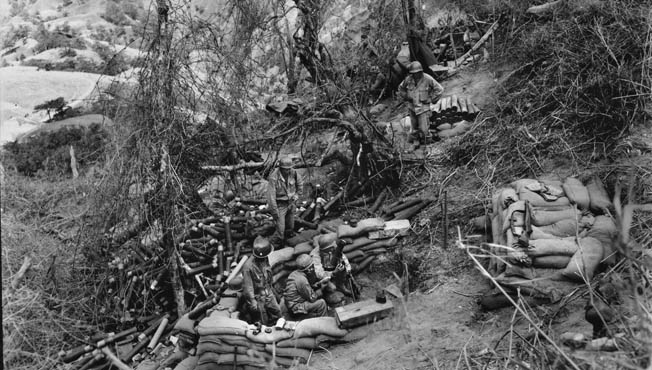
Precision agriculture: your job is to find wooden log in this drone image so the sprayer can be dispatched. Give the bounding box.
[383,198,421,218]
[450,95,460,112]
[465,97,475,114]
[335,299,394,329]
[11,256,32,290]
[345,194,376,207]
[392,200,431,220]
[323,189,344,212]
[369,188,389,214]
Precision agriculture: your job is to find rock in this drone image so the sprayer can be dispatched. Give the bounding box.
[559,332,586,349]
[369,103,387,115]
[586,337,617,351]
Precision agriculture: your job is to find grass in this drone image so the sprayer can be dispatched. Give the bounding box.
[1,170,100,370]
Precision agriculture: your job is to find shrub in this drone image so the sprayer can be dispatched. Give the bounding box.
[2,24,31,49]
[4,123,108,177]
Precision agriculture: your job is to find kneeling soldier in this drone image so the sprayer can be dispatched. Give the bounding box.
[283,254,329,319]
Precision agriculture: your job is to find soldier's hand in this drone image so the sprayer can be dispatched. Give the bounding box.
[249,302,259,312]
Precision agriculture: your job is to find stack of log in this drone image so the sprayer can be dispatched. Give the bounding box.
[430,94,480,126]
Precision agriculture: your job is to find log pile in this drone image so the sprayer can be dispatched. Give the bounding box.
[430,94,480,125]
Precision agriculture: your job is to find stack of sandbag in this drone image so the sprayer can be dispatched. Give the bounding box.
[193,313,351,369]
[485,176,617,283]
[268,218,404,287]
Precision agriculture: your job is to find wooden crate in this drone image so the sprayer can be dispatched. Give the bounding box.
[335,299,394,329]
[368,219,410,240]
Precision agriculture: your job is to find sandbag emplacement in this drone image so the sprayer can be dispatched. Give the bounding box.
[586,215,618,264]
[264,345,312,361]
[268,247,295,268]
[532,255,572,269]
[337,218,385,239]
[294,317,349,338]
[276,337,321,349]
[245,326,293,344]
[286,230,320,246]
[293,241,314,256]
[527,238,579,257]
[197,314,249,336]
[518,189,571,208]
[562,237,604,282]
[530,208,580,227]
[586,176,612,214]
[536,216,592,237]
[562,177,590,210]
[200,334,263,349]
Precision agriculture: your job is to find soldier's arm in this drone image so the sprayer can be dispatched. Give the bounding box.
[266,173,278,214]
[430,79,444,102]
[295,171,304,199]
[297,276,317,302]
[397,79,408,100]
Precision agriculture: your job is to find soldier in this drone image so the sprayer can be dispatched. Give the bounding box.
[283,254,329,319]
[310,233,358,301]
[398,61,444,146]
[267,156,303,248]
[242,236,281,325]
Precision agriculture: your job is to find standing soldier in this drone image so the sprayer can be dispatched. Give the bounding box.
[267,156,303,248]
[242,236,282,325]
[398,61,444,146]
[283,254,329,319]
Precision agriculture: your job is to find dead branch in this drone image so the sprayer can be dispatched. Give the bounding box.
[201,161,267,172]
[10,256,32,290]
[454,21,499,67]
[526,1,561,15]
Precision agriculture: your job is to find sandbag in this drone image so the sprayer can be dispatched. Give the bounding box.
[531,208,580,227]
[293,317,348,338]
[245,326,293,344]
[172,313,196,335]
[212,334,261,348]
[264,345,312,360]
[562,177,590,210]
[527,238,579,257]
[345,249,366,261]
[361,238,397,251]
[343,237,376,253]
[293,241,314,256]
[536,217,586,237]
[215,288,240,311]
[200,353,267,368]
[436,123,451,130]
[586,176,612,214]
[337,218,385,239]
[530,225,559,240]
[518,189,570,208]
[497,188,518,210]
[197,314,249,336]
[276,337,321,349]
[286,230,320,246]
[173,355,198,370]
[197,342,252,356]
[437,122,470,138]
[268,247,295,268]
[562,237,604,282]
[532,255,572,269]
[510,179,540,193]
[586,215,618,264]
[501,201,526,234]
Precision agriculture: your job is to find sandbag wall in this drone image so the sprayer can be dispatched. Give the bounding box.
[486,176,618,283]
[269,218,404,290]
[189,305,356,369]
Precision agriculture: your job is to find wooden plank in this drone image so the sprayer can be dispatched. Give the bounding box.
[335,299,394,329]
[458,95,468,113]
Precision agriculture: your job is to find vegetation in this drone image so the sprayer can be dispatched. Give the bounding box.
[31,23,86,54]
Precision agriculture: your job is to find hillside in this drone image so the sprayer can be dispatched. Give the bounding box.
[1,1,651,370]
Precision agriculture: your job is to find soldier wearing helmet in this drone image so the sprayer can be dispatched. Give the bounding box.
[242,236,282,325]
[283,254,328,319]
[267,156,303,248]
[309,233,358,300]
[398,60,444,146]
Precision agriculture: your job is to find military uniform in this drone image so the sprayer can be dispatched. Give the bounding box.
[283,270,328,319]
[398,73,443,143]
[267,167,303,247]
[242,257,281,325]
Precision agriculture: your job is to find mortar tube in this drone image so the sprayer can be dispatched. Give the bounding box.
[218,243,225,276]
[224,218,233,254]
[312,201,322,222]
[369,188,389,214]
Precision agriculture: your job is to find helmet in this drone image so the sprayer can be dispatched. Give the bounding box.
[408,61,423,73]
[224,190,235,202]
[252,236,273,258]
[318,233,337,250]
[296,254,313,271]
[279,157,293,169]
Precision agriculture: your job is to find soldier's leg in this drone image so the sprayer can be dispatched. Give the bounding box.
[408,110,420,143]
[263,293,283,324]
[303,299,328,318]
[285,203,296,238]
[417,111,431,144]
[272,203,288,248]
